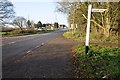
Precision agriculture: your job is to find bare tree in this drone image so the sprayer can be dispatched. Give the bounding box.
[0,0,15,25]
[13,16,26,32]
[57,0,119,38]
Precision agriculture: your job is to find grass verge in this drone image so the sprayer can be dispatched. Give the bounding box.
[1,30,55,37]
[63,31,86,41]
[72,45,120,78]
[63,31,118,43]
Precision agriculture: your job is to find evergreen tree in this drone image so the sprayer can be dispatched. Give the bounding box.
[54,22,59,28]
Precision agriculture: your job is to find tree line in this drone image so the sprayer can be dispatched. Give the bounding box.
[13,17,43,32]
[57,0,120,39]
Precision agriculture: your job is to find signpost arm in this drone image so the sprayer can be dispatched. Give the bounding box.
[85,4,92,54]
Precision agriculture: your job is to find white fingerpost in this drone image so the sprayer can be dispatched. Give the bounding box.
[92,9,107,12]
[85,4,92,54]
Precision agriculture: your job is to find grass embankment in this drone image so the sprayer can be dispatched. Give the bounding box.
[1,30,54,37]
[63,31,119,78]
[63,31,118,43]
[72,45,120,78]
[63,31,86,41]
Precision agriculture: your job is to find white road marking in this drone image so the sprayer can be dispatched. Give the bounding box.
[35,45,40,48]
[2,32,50,46]
[8,41,16,44]
[27,50,31,53]
[3,37,36,46]
[41,43,44,46]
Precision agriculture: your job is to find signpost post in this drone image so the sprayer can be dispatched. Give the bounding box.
[85,4,106,54]
[85,4,92,54]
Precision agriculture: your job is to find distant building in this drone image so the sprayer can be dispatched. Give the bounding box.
[42,23,54,30]
[42,23,67,29]
[59,24,67,29]
[42,23,53,27]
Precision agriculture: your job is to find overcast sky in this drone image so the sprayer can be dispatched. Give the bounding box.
[10,0,68,26]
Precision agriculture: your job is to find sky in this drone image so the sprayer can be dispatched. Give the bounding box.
[10,0,68,26]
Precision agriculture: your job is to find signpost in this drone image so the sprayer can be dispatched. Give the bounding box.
[92,9,107,12]
[85,4,92,54]
[85,4,106,54]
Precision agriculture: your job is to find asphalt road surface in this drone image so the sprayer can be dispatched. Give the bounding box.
[2,29,75,78]
[2,30,66,62]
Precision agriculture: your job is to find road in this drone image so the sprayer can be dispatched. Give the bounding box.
[2,30,66,62]
[2,29,75,78]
